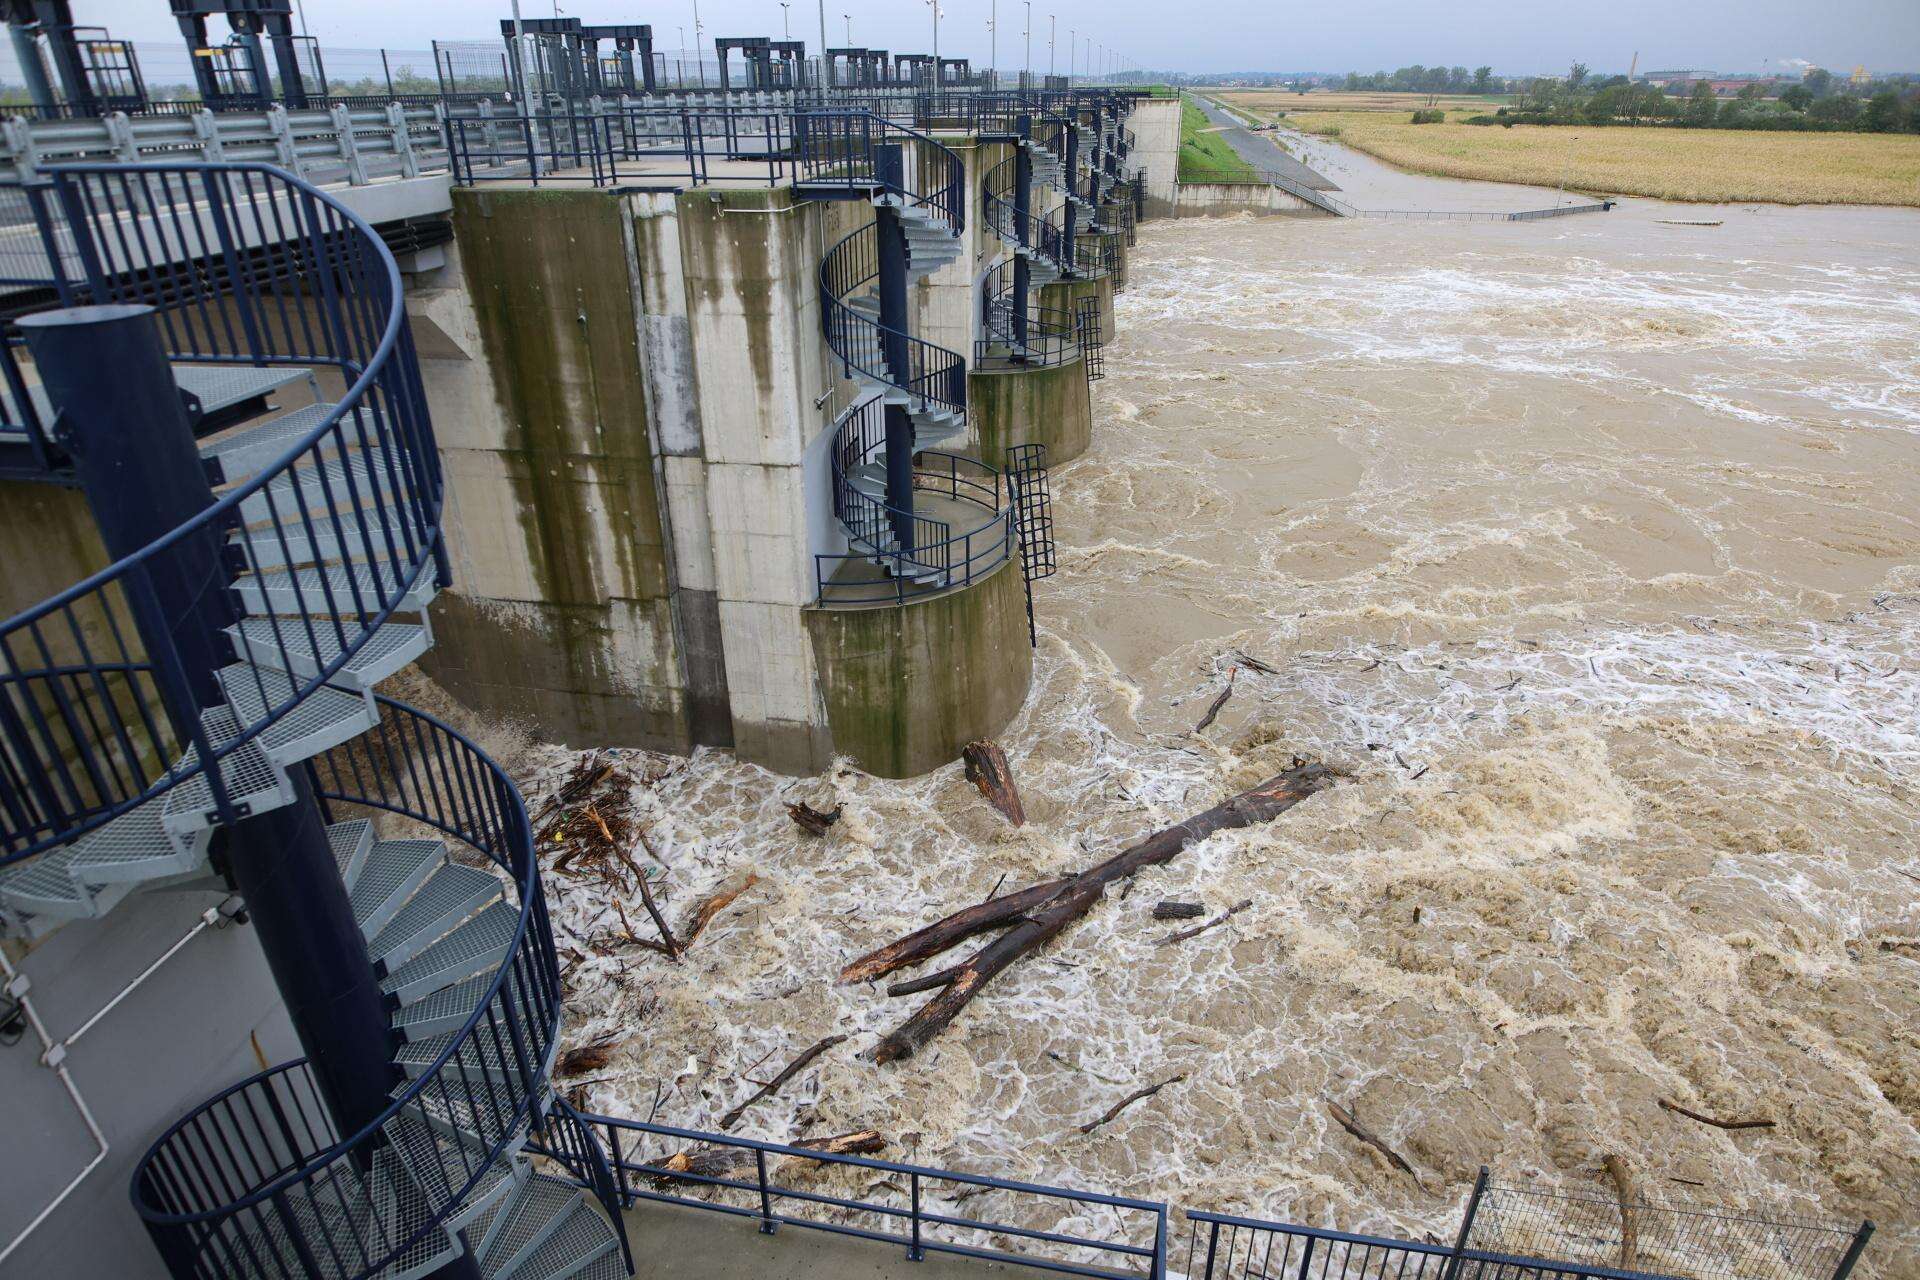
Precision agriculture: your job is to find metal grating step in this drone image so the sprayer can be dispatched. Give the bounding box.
[229,515,411,571]
[399,1079,525,1160]
[478,1175,582,1276]
[392,969,498,1043]
[383,1110,517,1226]
[233,559,436,620]
[201,401,352,486]
[369,1146,463,1280]
[0,847,134,923]
[160,706,296,838]
[369,863,503,974]
[174,364,311,415]
[496,1198,619,1280]
[214,664,379,769]
[329,818,376,893]
[395,1018,524,1087]
[66,797,211,886]
[381,900,517,1006]
[238,448,410,525]
[226,617,431,692]
[351,838,444,941]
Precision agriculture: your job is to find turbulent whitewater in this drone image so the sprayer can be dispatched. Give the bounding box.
[481,197,1920,1274]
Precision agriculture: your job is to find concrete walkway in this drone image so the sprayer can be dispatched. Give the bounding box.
[623,1199,1041,1278]
[1190,97,1339,191]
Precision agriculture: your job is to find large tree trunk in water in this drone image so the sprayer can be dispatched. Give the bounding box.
[839,760,1341,1063]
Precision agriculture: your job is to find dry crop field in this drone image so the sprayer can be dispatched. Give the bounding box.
[1217,94,1920,205]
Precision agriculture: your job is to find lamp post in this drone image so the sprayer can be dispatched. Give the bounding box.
[843,12,851,44]
[988,0,995,86]
[1047,14,1054,78]
[926,0,938,67]
[1022,0,1029,81]
[1068,26,1074,83]
[817,0,828,95]
[779,1,790,38]
[692,0,706,86]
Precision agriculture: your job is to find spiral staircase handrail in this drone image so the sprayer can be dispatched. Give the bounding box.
[793,109,966,235]
[129,696,555,1245]
[982,153,1070,272]
[819,222,967,418]
[0,161,442,865]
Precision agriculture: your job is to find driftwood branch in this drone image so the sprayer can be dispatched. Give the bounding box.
[786,801,842,837]
[648,1130,884,1183]
[682,872,761,946]
[1604,1154,1638,1272]
[1080,1074,1187,1134]
[635,874,682,959]
[840,761,1342,1063]
[1153,901,1206,920]
[1657,1098,1775,1131]
[1194,669,1238,733]
[719,1034,850,1130]
[963,740,1026,826]
[1156,898,1252,946]
[1325,1098,1416,1179]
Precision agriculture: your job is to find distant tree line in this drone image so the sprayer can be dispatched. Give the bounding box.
[1343,65,1504,95]
[1338,61,1920,134]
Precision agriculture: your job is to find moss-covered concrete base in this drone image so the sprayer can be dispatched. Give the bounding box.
[1041,274,1115,355]
[968,357,1092,465]
[803,559,1033,779]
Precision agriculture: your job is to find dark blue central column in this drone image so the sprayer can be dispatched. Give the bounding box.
[23,304,406,1177]
[874,143,917,555]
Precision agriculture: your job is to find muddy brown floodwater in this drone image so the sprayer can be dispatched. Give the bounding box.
[500,184,1920,1277]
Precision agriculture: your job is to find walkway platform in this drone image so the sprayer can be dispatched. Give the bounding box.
[622,1199,1032,1278]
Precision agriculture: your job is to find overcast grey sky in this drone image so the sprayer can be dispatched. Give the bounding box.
[88,0,1920,76]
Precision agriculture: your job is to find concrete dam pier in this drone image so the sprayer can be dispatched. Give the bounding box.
[401,104,1177,777]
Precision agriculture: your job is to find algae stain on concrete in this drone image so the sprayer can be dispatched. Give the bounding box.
[450,186,676,703]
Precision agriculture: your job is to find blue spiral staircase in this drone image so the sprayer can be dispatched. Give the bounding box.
[804,112,1019,594]
[0,163,627,1280]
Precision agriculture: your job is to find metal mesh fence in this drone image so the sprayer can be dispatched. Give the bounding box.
[1467,1180,1869,1280]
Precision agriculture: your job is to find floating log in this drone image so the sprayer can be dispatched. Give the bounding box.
[963,740,1027,826]
[839,760,1342,1063]
[1152,901,1206,920]
[556,1040,621,1077]
[720,1034,850,1130]
[1080,1074,1187,1134]
[1657,1098,1775,1132]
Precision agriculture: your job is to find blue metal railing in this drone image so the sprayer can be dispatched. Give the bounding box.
[0,162,445,865]
[131,698,570,1279]
[1182,1209,1695,1280]
[565,1111,1169,1279]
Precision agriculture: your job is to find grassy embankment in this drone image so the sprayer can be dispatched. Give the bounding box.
[1217,90,1920,206]
[1177,97,1258,183]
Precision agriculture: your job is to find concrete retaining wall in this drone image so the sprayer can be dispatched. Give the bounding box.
[803,556,1032,779]
[1173,181,1327,218]
[969,357,1092,465]
[1129,98,1182,218]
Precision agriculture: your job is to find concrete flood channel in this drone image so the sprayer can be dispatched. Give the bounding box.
[441,143,1920,1274]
